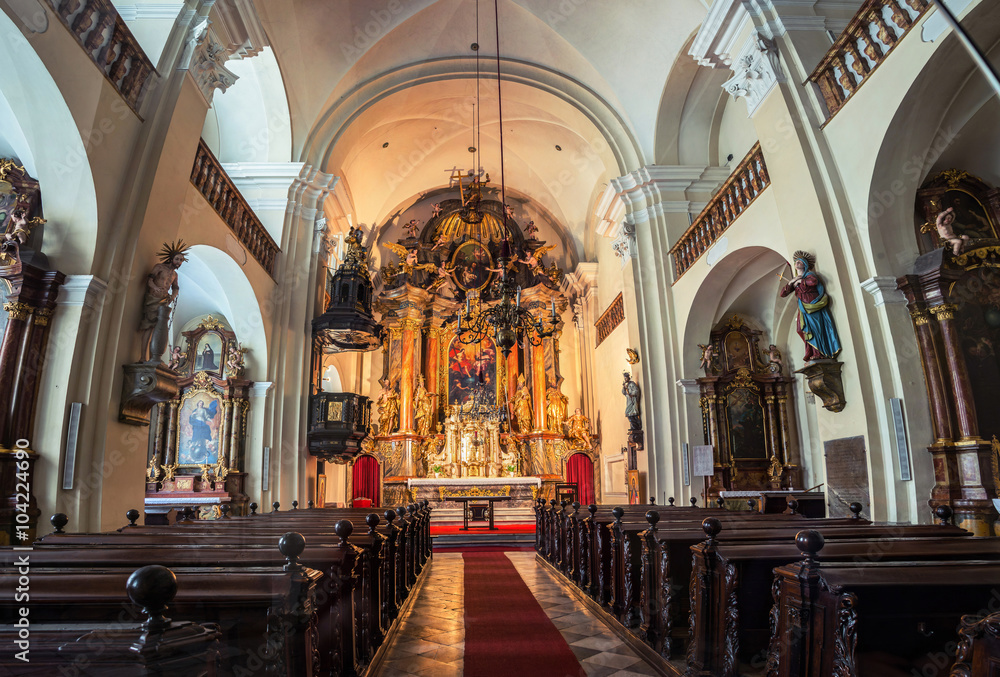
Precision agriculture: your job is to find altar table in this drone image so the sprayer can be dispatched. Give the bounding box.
[444,495,512,530]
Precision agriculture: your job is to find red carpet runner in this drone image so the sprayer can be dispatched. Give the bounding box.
[463,552,585,677]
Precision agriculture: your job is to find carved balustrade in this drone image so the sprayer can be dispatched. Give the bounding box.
[191,139,280,277]
[46,0,156,113]
[807,0,930,119]
[668,143,770,280]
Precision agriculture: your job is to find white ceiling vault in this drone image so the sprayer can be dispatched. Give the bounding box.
[251,0,713,258]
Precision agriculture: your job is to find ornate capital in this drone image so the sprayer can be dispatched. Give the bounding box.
[929,304,958,322]
[611,219,637,268]
[910,308,931,326]
[190,24,239,104]
[722,36,786,116]
[33,307,53,327]
[3,301,33,321]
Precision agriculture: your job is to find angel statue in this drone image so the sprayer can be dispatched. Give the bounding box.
[403,218,422,238]
[779,251,842,362]
[139,241,188,362]
[431,203,442,218]
[2,207,45,261]
[519,244,556,272]
[168,346,187,372]
[428,260,455,292]
[382,242,436,279]
[935,207,970,256]
[699,344,715,372]
[226,342,247,379]
[524,220,539,239]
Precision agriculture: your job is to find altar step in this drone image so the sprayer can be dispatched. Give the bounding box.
[429,506,536,528]
[433,531,536,550]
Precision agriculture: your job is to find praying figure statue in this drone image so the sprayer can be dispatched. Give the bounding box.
[566,408,592,449]
[623,372,641,432]
[512,374,533,433]
[139,241,188,362]
[378,386,400,435]
[779,250,842,362]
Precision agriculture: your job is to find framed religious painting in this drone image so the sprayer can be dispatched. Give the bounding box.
[177,390,223,467]
[626,469,641,505]
[316,474,327,509]
[194,331,225,374]
[450,240,494,292]
[447,333,498,408]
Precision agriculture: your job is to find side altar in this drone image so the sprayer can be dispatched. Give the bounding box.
[407,476,541,510]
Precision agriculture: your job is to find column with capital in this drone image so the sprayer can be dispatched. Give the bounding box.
[398,319,420,433]
[929,303,977,442]
[424,325,440,422]
[909,307,954,445]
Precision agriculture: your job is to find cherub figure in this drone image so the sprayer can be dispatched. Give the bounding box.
[428,261,455,291]
[524,220,539,239]
[766,344,783,372]
[168,346,187,372]
[935,207,970,255]
[504,203,516,219]
[431,203,442,218]
[431,233,449,251]
[699,344,715,372]
[403,219,421,239]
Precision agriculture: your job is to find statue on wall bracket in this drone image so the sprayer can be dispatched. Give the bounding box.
[623,371,643,449]
[780,250,846,413]
[120,241,188,425]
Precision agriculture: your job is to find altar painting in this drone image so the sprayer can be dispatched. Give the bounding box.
[448,335,497,407]
[725,388,766,459]
[194,333,224,372]
[178,391,222,466]
[450,240,493,292]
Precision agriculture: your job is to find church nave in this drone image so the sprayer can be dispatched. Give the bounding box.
[374,551,663,677]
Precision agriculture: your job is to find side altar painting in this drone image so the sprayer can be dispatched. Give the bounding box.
[144,316,253,520]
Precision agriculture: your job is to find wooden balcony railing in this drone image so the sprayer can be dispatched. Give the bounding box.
[47,0,156,113]
[808,0,930,120]
[668,143,770,281]
[191,140,280,277]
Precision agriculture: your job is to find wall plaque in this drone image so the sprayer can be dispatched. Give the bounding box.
[824,435,870,518]
[692,445,715,476]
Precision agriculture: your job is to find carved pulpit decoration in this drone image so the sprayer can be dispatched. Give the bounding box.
[145,317,252,518]
[696,316,796,502]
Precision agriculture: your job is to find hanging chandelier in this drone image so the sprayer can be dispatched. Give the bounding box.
[452,0,557,358]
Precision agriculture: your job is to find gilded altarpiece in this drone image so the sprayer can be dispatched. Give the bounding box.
[697,317,796,501]
[145,320,252,519]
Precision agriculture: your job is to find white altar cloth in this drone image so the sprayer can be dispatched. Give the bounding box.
[407,476,541,489]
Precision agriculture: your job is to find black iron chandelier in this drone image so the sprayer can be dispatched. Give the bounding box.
[456,240,557,358]
[452,0,557,359]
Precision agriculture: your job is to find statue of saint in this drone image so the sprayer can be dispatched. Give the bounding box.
[779,251,842,362]
[512,374,533,433]
[378,387,399,435]
[139,241,188,362]
[623,372,641,431]
[566,408,592,449]
[414,376,433,436]
[545,383,568,433]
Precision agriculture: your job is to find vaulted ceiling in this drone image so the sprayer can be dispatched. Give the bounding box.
[252,0,711,255]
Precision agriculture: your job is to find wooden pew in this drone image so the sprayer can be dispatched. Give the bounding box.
[30,515,394,676]
[0,564,222,677]
[950,611,1000,677]
[686,513,1000,677]
[0,533,321,677]
[769,529,1000,677]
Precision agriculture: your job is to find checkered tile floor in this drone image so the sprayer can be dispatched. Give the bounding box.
[373,552,663,677]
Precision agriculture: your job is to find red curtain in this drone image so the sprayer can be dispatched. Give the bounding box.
[566,453,595,505]
[352,455,381,507]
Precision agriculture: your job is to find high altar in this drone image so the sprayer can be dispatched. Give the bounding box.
[350,191,600,507]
